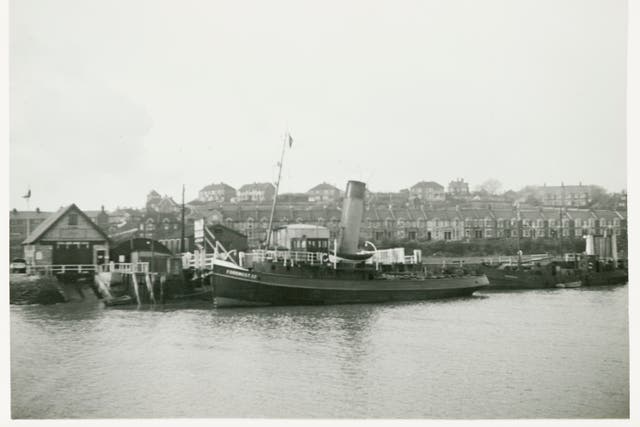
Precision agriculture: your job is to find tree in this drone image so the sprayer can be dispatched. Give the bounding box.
[477,179,503,195]
[587,186,613,209]
[524,194,542,207]
[502,190,518,202]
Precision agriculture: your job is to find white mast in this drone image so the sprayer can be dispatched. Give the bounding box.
[266,132,290,248]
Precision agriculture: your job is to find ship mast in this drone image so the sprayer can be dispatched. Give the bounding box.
[265,132,290,248]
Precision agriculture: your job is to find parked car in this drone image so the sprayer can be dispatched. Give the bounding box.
[10,258,27,274]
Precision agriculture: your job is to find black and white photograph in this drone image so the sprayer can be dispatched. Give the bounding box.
[1,0,638,424]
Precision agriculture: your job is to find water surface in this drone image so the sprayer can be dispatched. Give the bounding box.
[11,286,629,419]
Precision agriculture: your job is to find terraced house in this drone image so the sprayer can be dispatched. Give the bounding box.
[93,202,627,251]
[534,183,597,207]
[409,181,446,202]
[236,183,276,202]
[307,183,342,203]
[198,182,236,202]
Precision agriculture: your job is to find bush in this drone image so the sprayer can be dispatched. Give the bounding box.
[376,238,586,257]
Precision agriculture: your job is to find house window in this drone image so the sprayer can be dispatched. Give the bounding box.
[68,213,78,226]
[444,231,452,240]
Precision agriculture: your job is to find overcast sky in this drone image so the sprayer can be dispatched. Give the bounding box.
[9,0,627,211]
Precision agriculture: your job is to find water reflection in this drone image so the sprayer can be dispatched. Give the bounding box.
[10,286,629,419]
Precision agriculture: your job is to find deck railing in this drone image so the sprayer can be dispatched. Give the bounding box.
[245,249,325,265]
[421,254,551,266]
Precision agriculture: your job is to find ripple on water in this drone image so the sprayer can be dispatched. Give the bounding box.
[10,286,629,419]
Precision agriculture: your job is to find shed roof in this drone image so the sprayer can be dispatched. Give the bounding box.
[22,204,110,245]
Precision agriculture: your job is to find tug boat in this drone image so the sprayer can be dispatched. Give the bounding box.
[210,180,489,307]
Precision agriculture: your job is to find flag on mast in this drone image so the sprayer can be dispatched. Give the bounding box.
[288,133,293,147]
[22,189,31,199]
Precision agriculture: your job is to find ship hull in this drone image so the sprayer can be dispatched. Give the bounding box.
[483,269,561,290]
[580,269,628,287]
[483,267,628,290]
[211,266,489,307]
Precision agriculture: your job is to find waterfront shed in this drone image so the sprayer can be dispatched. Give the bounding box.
[22,204,111,267]
[110,238,181,274]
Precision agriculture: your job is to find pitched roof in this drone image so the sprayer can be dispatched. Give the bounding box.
[535,185,595,194]
[200,182,236,192]
[9,210,52,220]
[411,181,444,190]
[22,204,110,245]
[238,182,275,191]
[308,182,340,192]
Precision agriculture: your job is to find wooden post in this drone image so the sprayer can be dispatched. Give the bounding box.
[160,274,165,304]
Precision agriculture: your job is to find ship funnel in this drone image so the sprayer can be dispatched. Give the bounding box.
[337,180,366,255]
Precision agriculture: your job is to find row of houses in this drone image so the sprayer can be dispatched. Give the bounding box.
[193,180,609,208]
[197,182,337,203]
[195,181,457,204]
[110,203,627,249]
[9,202,628,261]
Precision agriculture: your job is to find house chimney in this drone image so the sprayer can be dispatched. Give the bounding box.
[36,207,40,213]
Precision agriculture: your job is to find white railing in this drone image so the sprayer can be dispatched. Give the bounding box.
[97,262,150,273]
[26,262,150,275]
[365,248,407,265]
[26,264,98,274]
[421,253,551,266]
[404,255,418,264]
[247,249,325,265]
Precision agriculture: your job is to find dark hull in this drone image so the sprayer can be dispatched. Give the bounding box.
[211,266,489,307]
[580,269,628,287]
[483,267,628,290]
[483,269,562,290]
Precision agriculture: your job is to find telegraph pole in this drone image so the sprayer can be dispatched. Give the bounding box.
[180,184,186,253]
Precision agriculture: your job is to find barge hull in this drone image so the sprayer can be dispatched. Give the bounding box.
[212,272,487,307]
[483,268,628,290]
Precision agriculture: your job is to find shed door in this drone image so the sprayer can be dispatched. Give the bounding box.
[52,242,93,265]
